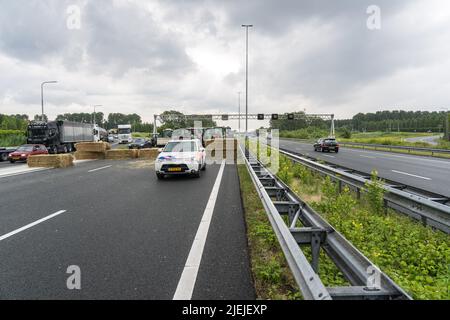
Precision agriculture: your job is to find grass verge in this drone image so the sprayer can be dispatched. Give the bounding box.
[276,153,450,300]
[237,164,301,300]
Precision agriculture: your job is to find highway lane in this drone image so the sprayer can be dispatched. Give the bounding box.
[279,139,450,197]
[0,159,254,299]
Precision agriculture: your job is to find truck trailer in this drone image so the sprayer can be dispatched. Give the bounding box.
[27,120,94,153]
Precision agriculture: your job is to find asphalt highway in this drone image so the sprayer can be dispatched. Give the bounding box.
[279,139,450,197]
[0,159,254,299]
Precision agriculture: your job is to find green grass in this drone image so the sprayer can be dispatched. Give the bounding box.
[237,164,301,300]
[275,153,450,300]
[339,131,449,149]
[132,132,150,138]
[0,130,26,147]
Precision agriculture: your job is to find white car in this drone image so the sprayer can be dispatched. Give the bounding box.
[155,139,206,179]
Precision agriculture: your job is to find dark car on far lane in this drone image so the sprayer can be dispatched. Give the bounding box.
[128,138,153,149]
[8,144,48,163]
[313,138,339,153]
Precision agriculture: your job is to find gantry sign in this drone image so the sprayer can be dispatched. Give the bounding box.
[153,113,335,137]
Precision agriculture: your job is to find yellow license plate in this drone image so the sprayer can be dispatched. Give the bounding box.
[168,167,182,172]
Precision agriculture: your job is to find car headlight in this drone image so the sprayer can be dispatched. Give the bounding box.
[21,154,26,157]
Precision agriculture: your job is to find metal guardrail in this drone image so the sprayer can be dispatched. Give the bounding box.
[240,143,412,300]
[338,142,450,156]
[278,148,450,234]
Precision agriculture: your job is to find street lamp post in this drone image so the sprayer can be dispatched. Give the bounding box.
[242,24,253,134]
[41,81,58,121]
[237,91,242,133]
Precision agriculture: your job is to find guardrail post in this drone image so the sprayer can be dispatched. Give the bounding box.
[311,232,321,273]
[245,135,249,160]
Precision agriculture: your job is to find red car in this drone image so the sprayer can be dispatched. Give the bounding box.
[8,144,48,163]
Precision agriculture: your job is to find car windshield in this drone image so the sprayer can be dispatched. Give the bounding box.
[172,129,192,139]
[164,141,197,152]
[118,128,131,134]
[161,130,173,138]
[203,128,224,140]
[17,145,33,151]
[325,139,336,143]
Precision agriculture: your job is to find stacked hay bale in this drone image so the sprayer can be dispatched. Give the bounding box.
[137,148,160,160]
[74,142,110,160]
[28,154,74,168]
[105,149,139,160]
[205,138,237,162]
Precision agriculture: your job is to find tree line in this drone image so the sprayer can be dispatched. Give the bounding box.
[270,110,449,133]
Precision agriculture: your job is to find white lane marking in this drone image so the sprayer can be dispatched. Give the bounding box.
[88,165,112,173]
[0,210,67,242]
[322,154,335,158]
[391,170,432,181]
[173,160,226,300]
[0,167,49,179]
[360,155,376,159]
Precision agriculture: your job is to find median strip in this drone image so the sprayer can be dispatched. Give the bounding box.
[0,210,67,242]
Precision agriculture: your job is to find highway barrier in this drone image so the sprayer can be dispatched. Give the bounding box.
[205,138,238,161]
[74,142,110,160]
[75,142,111,152]
[105,149,139,160]
[74,151,106,160]
[240,143,412,300]
[137,148,159,160]
[28,154,74,168]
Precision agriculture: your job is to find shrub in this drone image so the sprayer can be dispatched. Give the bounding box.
[365,170,385,214]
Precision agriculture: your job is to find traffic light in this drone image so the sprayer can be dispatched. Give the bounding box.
[271,114,279,120]
[257,114,265,120]
[288,113,295,120]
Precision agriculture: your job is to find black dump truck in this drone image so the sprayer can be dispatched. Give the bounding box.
[27,120,94,154]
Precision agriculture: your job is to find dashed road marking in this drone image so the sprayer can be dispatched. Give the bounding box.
[391,170,432,181]
[0,210,67,242]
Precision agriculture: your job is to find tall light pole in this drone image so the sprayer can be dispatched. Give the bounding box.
[237,91,242,133]
[93,105,103,126]
[242,24,253,133]
[41,81,58,121]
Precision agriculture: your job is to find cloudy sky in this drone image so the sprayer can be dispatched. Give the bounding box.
[0,0,449,128]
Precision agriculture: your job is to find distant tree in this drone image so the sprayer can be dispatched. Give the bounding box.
[34,114,48,122]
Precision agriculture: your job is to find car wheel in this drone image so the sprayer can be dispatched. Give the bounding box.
[9,160,15,163]
[1,153,7,161]
[62,145,68,153]
[52,146,58,154]
[156,173,164,180]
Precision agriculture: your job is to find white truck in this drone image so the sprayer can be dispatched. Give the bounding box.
[118,124,133,144]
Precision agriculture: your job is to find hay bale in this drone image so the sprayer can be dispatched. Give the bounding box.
[105,149,138,160]
[138,148,160,160]
[74,151,105,160]
[75,142,109,152]
[211,138,237,151]
[28,154,74,168]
